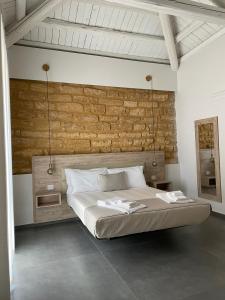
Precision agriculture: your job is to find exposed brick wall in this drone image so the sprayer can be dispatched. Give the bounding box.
[199,123,214,149]
[10,79,177,174]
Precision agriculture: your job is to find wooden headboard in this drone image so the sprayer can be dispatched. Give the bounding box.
[32,151,165,223]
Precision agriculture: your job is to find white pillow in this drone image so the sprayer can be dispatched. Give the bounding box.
[108,166,146,189]
[65,168,107,194]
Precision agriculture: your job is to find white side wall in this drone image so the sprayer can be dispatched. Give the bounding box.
[177,34,225,214]
[0,14,13,299]
[9,45,179,225]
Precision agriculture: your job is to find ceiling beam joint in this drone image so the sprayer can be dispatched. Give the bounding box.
[6,0,63,48]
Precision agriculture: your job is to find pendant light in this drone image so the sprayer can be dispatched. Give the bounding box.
[42,64,53,175]
[146,75,158,168]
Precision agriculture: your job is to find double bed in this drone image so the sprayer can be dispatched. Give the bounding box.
[67,187,210,239]
[32,151,211,238]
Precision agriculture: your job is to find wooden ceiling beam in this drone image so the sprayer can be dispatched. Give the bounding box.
[159,13,178,71]
[101,0,225,25]
[16,39,170,65]
[42,18,165,42]
[16,0,26,21]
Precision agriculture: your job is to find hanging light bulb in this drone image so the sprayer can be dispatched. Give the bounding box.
[42,64,54,175]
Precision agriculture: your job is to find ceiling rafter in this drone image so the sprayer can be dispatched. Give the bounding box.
[41,17,165,43]
[100,0,225,25]
[16,39,170,65]
[16,0,26,21]
[159,13,178,71]
[6,0,63,48]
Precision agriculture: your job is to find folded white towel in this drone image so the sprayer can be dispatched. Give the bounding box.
[166,191,187,202]
[114,200,138,209]
[98,198,138,208]
[167,191,184,197]
[97,200,147,214]
[156,192,195,204]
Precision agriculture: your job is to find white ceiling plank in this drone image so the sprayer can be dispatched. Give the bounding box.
[159,13,178,71]
[101,5,114,27]
[16,0,26,21]
[71,31,79,47]
[89,4,100,26]
[181,26,225,61]
[42,17,165,43]
[131,12,144,33]
[114,9,126,30]
[120,10,133,31]
[58,28,67,45]
[45,27,53,43]
[6,0,63,48]
[30,26,39,41]
[68,0,79,22]
[127,11,138,31]
[176,20,203,42]
[53,2,62,19]
[65,29,73,46]
[100,0,225,25]
[83,32,93,48]
[38,26,46,42]
[51,27,60,44]
[61,0,71,21]
[82,2,93,24]
[17,38,170,64]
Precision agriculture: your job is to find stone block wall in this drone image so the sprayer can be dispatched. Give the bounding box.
[10,79,177,174]
[199,123,214,150]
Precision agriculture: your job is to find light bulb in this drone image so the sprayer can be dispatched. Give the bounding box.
[47,163,53,175]
[152,161,158,167]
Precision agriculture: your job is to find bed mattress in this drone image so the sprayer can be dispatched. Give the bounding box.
[67,187,210,239]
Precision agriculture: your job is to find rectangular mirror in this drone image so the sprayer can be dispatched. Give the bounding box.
[195,117,221,202]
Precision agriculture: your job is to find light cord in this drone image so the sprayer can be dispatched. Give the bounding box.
[45,70,53,174]
[151,78,157,167]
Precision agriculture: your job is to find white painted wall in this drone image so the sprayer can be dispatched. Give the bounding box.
[0,14,13,300]
[8,45,179,225]
[177,33,225,214]
[8,45,177,91]
[13,175,33,225]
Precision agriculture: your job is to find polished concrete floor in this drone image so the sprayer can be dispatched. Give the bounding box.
[12,215,225,300]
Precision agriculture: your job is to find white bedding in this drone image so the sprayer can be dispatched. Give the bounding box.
[67,187,157,224]
[67,187,210,239]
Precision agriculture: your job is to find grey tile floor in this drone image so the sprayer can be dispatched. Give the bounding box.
[12,215,225,300]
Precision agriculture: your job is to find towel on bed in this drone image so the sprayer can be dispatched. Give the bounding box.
[97,198,147,214]
[156,191,195,204]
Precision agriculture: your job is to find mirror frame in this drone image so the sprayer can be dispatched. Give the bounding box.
[195,117,222,202]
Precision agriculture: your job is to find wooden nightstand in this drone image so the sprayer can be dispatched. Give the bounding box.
[35,191,62,208]
[148,180,172,191]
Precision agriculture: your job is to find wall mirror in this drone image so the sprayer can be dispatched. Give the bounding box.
[195,117,221,202]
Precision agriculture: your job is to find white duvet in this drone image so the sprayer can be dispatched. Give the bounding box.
[67,186,158,225]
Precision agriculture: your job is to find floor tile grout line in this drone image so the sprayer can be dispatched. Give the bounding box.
[78,223,140,300]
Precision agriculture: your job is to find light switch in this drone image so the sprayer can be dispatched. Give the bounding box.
[47,184,54,191]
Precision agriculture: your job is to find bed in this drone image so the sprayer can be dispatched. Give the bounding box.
[67,187,210,239]
[32,151,211,234]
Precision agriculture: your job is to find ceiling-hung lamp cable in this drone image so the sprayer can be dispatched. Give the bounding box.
[146,75,157,168]
[43,64,53,175]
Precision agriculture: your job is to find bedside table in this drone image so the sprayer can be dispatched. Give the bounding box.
[35,191,62,208]
[148,180,171,191]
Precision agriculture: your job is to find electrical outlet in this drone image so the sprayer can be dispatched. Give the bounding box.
[47,184,54,191]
